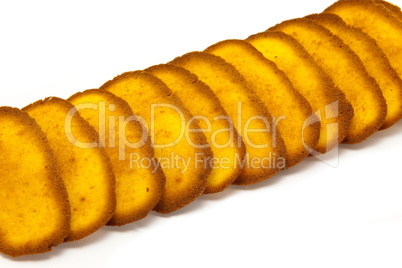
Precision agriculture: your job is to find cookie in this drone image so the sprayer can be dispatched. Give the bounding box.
[171,52,287,185]
[205,39,320,167]
[325,0,402,95]
[146,64,244,193]
[100,71,212,214]
[307,13,402,130]
[68,89,165,226]
[270,18,387,144]
[23,97,116,241]
[0,107,70,257]
[246,31,353,154]
[376,0,402,20]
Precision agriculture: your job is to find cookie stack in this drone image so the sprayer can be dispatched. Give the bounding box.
[0,0,400,257]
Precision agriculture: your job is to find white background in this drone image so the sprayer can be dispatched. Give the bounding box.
[0,0,401,267]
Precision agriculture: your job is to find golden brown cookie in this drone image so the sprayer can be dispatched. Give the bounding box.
[146,64,244,194]
[205,40,320,167]
[339,0,402,21]
[68,89,165,226]
[325,0,402,93]
[100,71,212,214]
[269,18,387,144]
[375,0,402,20]
[246,31,353,154]
[23,97,116,241]
[307,13,402,130]
[171,52,287,185]
[0,107,70,257]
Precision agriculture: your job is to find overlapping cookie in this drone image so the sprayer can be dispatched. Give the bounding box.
[246,31,354,154]
[171,52,287,185]
[1,0,401,258]
[325,0,402,92]
[307,13,402,130]
[23,98,116,241]
[0,107,70,257]
[68,90,165,226]
[205,39,320,167]
[269,18,387,144]
[146,64,245,194]
[100,71,212,213]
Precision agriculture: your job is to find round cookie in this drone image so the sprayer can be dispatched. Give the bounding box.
[68,89,165,226]
[100,71,212,214]
[0,107,70,257]
[339,0,402,21]
[205,39,320,167]
[376,0,402,20]
[171,52,287,185]
[325,0,402,95]
[269,18,387,144]
[246,31,354,154]
[146,64,244,194]
[23,97,116,241]
[307,13,402,130]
